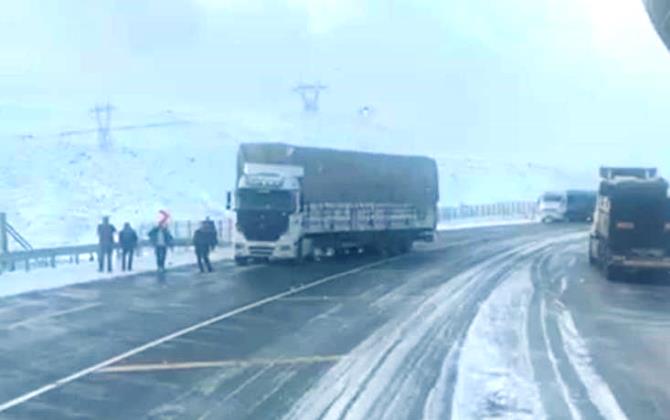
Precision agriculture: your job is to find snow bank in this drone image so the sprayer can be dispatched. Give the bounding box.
[0,247,232,298]
[450,265,545,419]
[438,218,535,231]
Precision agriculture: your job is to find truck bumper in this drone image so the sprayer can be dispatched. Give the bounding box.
[234,242,297,260]
[539,210,564,222]
[612,258,670,269]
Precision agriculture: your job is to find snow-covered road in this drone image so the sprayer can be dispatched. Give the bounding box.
[0,224,667,419]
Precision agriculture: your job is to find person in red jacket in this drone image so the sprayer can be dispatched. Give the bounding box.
[148,222,174,272]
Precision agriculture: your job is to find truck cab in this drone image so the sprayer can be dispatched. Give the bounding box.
[233,163,305,264]
[589,167,670,279]
[538,192,566,223]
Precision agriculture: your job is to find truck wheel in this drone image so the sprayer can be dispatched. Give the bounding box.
[605,264,623,282]
[234,257,249,266]
[588,239,596,265]
[398,239,412,254]
[294,240,306,264]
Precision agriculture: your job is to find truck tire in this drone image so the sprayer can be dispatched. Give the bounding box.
[234,256,249,266]
[588,238,597,265]
[294,240,306,264]
[605,264,623,282]
[398,239,412,254]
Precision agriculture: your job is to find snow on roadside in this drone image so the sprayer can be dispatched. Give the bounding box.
[438,218,535,231]
[0,247,232,298]
[558,311,629,420]
[450,265,545,420]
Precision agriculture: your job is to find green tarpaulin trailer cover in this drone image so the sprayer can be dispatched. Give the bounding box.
[237,143,439,209]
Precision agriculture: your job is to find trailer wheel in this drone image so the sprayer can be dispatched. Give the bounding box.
[398,239,412,254]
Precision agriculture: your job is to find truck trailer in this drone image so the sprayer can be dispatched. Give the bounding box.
[229,143,439,264]
[589,167,670,280]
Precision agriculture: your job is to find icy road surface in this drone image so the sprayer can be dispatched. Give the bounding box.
[0,224,668,419]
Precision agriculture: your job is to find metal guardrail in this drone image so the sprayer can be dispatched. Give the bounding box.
[0,239,195,273]
[0,218,234,274]
[5,223,32,251]
[439,201,537,221]
[0,203,536,274]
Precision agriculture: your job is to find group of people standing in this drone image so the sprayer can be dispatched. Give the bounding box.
[96,216,218,274]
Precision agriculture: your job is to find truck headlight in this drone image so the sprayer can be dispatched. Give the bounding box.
[279,245,292,251]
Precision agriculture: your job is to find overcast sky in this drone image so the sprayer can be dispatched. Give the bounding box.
[1,0,670,169]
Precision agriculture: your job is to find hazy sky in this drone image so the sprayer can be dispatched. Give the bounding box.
[1,0,670,168]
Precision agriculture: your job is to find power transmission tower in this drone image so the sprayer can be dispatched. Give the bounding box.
[90,103,115,150]
[294,83,327,113]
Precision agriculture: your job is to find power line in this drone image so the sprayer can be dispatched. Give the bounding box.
[294,83,327,113]
[90,103,115,150]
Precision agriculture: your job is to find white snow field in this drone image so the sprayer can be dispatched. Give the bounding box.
[0,246,233,298]
[0,104,596,249]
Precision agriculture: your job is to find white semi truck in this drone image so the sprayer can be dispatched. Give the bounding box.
[228,143,439,264]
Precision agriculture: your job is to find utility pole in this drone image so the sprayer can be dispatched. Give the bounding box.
[294,83,327,113]
[90,103,115,150]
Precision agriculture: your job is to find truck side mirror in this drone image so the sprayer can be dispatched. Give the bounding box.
[226,191,232,210]
[299,195,305,211]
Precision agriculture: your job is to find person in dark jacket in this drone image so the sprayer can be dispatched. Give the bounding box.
[148,222,173,272]
[118,222,138,271]
[97,216,116,272]
[193,220,218,273]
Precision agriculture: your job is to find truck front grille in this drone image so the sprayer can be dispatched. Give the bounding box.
[249,246,274,257]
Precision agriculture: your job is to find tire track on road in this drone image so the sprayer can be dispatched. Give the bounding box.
[285,233,584,420]
[531,245,628,420]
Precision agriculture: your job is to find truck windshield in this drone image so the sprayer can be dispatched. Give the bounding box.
[566,193,595,208]
[541,193,563,203]
[237,189,295,212]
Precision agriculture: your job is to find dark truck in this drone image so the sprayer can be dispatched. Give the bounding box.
[589,167,670,279]
[564,190,597,222]
[229,143,439,264]
[538,190,596,223]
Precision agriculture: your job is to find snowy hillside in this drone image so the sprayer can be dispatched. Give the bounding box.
[0,106,599,248]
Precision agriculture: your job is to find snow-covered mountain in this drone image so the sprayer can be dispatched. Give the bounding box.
[0,106,598,247]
